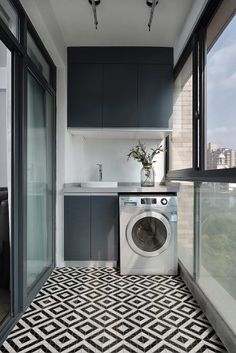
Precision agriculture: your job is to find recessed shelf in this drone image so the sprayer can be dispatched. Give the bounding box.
[68,128,172,140]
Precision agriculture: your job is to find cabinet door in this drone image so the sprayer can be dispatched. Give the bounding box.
[91,196,118,261]
[64,196,90,261]
[138,64,173,128]
[68,63,103,127]
[103,64,138,127]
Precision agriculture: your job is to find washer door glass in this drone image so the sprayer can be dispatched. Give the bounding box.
[127,211,171,257]
[132,217,167,252]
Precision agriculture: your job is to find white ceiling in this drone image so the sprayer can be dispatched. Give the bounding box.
[49,0,195,47]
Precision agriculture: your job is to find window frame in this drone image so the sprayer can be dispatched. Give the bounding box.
[168,41,194,172]
[166,0,236,182]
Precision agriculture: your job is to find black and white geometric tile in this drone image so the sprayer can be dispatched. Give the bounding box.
[0,267,228,352]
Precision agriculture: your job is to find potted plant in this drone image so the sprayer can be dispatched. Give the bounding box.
[127,141,163,186]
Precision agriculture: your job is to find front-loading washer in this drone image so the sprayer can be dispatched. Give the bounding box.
[119,195,178,275]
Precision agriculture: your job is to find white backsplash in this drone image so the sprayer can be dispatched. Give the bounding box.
[65,135,165,183]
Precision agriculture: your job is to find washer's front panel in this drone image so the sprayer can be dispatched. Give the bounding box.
[119,195,178,275]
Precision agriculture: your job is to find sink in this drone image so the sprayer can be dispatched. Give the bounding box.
[80,181,118,188]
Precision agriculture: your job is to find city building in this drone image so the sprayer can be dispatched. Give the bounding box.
[207,143,236,169]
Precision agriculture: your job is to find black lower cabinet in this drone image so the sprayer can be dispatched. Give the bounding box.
[64,195,118,261]
[91,196,118,260]
[64,196,90,261]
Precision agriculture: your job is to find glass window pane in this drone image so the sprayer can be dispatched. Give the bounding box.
[177,181,194,275]
[198,182,236,334]
[0,0,18,38]
[206,14,236,169]
[0,39,11,323]
[27,73,53,289]
[27,33,50,82]
[170,53,193,170]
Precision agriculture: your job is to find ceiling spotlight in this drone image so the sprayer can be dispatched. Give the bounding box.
[88,0,100,30]
[146,0,158,31]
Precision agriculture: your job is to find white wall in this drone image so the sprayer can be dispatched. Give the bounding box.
[65,137,165,183]
[20,0,66,67]
[174,0,208,65]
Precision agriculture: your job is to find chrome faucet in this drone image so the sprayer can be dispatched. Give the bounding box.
[96,164,103,181]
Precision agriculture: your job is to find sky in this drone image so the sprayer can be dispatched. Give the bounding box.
[207,15,236,149]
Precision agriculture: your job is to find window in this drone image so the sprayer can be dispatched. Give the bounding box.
[206,14,236,170]
[170,53,193,170]
[0,0,18,38]
[198,182,236,334]
[27,32,50,82]
[167,0,236,348]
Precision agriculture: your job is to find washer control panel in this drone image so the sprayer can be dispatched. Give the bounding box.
[161,198,168,205]
[140,198,157,205]
[119,195,177,208]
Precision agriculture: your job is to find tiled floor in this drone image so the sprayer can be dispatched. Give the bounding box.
[0,267,228,353]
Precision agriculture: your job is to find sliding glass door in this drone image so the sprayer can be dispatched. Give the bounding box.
[26,73,54,290]
[0,0,56,342]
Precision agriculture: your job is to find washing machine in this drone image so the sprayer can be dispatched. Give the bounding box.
[119,195,178,275]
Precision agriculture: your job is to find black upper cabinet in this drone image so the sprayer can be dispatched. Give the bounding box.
[68,63,102,127]
[103,64,138,127]
[138,64,173,128]
[67,47,173,128]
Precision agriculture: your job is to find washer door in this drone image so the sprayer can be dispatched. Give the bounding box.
[126,211,171,257]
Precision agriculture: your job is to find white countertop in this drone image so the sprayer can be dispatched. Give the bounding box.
[63,182,179,194]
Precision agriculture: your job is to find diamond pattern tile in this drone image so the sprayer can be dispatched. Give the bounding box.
[0,267,228,353]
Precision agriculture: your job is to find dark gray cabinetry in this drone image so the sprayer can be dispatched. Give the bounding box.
[91,196,118,260]
[68,47,173,128]
[64,196,90,261]
[64,195,118,261]
[103,64,138,127]
[68,63,102,127]
[138,64,173,128]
